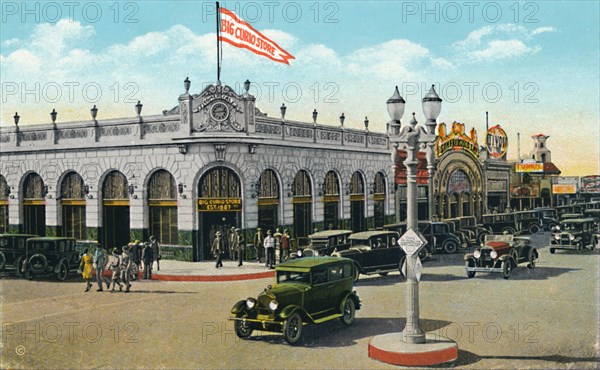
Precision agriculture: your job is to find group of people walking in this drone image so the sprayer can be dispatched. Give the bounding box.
[79,236,161,292]
[211,226,290,269]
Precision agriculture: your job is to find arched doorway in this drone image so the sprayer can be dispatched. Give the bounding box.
[257,169,280,233]
[323,171,340,230]
[373,172,386,228]
[148,170,178,245]
[197,167,241,261]
[0,175,8,233]
[350,172,365,231]
[101,171,130,250]
[22,173,46,236]
[60,172,86,239]
[292,170,312,241]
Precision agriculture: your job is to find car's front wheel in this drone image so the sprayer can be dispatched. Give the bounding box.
[282,312,303,344]
[56,262,68,281]
[550,248,556,254]
[527,248,537,269]
[353,264,360,282]
[340,298,356,326]
[29,254,48,274]
[234,315,253,339]
[465,258,476,278]
[502,260,512,279]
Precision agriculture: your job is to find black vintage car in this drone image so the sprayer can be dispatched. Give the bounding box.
[481,213,519,235]
[290,230,353,259]
[331,231,405,280]
[22,237,79,280]
[446,217,490,245]
[464,234,538,279]
[535,207,559,231]
[549,218,599,254]
[515,210,542,234]
[229,257,360,344]
[0,234,37,276]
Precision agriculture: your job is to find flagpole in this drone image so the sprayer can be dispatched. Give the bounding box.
[216,1,221,84]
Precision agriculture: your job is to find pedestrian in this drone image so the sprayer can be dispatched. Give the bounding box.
[229,226,237,261]
[281,229,290,261]
[212,231,224,268]
[273,228,282,263]
[121,245,133,293]
[79,248,93,292]
[264,230,275,269]
[108,248,123,292]
[149,236,161,271]
[142,242,154,279]
[236,228,245,267]
[92,245,109,291]
[254,227,264,263]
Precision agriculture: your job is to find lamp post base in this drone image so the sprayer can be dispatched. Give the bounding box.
[369,333,458,366]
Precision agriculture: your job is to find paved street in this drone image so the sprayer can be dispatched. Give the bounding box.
[1,232,598,369]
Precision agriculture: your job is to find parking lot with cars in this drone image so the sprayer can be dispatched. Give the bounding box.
[1,231,598,369]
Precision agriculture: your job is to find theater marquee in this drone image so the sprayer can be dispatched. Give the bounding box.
[486,125,508,159]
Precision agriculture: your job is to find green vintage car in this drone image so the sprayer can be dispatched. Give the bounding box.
[229,256,361,344]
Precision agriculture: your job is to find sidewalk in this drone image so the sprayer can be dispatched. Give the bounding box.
[140,259,276,282]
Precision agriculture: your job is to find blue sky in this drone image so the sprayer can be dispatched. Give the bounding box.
[1,1,598,175]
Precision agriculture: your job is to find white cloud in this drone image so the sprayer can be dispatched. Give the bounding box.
[469,39,540,61]
[452,24,554,63]
[2,38,20,48]
[532,27,556,35]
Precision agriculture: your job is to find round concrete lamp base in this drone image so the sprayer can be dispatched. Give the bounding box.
[369,333,458,367]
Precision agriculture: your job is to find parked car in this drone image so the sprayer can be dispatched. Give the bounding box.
[289,230,353,259]
[481,213,519,235]
[464,234,538,279]
[21,237,79,280]
[549,218,599,254]
[534,207,559,231]
[559,213,584,221]
[583,209,600,223]
[331,230,405,280]
[555,204,583,218]
[443,220,470,250]
[229,256,360,344]
[446,217,490,245]
[515,210,543,234]
[0,234,37,276]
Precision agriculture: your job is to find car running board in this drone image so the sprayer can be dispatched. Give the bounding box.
[313,313,343,324]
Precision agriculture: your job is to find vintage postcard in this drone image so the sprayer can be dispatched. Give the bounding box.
[1,1,598,368]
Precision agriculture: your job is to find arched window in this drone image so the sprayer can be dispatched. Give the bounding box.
[148,170,178,244]
[101,171,130,250]
[0,175,8,233]
[292,170,312,239]
[350,172,365,231]
[199,167,241,198]
[257,169,280,234]
[60,172,86,239]
[22,173,46,236]
[323,171,340,229]
[373,172,386,228]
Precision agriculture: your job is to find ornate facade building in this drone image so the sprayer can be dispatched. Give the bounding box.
[0,80,395,261]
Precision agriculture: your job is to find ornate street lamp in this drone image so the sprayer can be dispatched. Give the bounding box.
[364,116,369,132]
[184,77,191,93]
[13,112,20,126]
[244,79,251,94]
[90,105,98,120]
[135,101,143,117]
[50,109,57,124]
[339,113,345,128]
[370,85,456,366]
[280,103,287,120]
[312,109,318,125]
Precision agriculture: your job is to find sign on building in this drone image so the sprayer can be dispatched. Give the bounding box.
[515,163,544,173]
[486,125,508,159]
[553,177,579,194]
[435,122,479,158]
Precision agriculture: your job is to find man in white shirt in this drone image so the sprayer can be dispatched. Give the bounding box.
[263,230,275,269]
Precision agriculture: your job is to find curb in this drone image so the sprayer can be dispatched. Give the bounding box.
[150,271,275,282]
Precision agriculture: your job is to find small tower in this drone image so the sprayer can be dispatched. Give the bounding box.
[529,134,551,163]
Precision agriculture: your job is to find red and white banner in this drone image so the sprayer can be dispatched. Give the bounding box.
[219,7,295,65]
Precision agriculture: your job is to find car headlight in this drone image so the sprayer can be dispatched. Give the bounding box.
[246,298,256,309]
[297,250,303,257]
[569,235,575,241]
[554,234,560,240]
[473,250,481,259]
[490,250,498,259]
[268,300,278,311]
[314,250,319,256]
